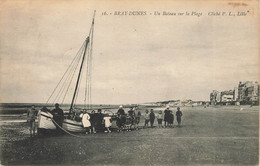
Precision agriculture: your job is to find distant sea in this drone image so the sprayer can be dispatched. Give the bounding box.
[0,103,131,114]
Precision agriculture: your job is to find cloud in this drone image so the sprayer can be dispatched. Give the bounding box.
[0,0,259,104]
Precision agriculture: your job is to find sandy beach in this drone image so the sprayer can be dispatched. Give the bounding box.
[0,105,258,165]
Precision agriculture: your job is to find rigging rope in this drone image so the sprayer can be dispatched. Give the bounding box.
[58,43,85,103]
[53,44,84,105]
[46,42,86,104]
[59,47,84,104]
[74,11,96,110]
[74,44,87,107]
[61,42,86,104]
[47,11,96,112]
[85,28,92,109]
[83,18,95,110]
[50,118,86,138]
[84,43,91,109]
[57,45,85,102]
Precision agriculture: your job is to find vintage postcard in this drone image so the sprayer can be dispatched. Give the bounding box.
[0,0,259,165]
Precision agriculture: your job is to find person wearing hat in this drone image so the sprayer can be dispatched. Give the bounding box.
[176,107,183,127]
[117,105,125,116]
[51,103,64,133]
[164,106,171,128]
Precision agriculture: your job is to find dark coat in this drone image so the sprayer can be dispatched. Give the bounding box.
[117,108,125,115]
[176,110,183,117]
[169,113,174,123]
[51,108,64,120]
[51,107,64,126]
[164,109,171,121]
[149,112,155,120]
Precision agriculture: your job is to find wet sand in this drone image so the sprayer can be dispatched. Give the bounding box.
[0,106,259,165]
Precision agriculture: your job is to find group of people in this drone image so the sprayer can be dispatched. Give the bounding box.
[27,104,183,136]
[114,105,183,131]
[143,106,183,128]
[79,109,112,134]
[73,106,142,134]
[50,104,111,134]
[27,103,65,136]
[116,106,141,132]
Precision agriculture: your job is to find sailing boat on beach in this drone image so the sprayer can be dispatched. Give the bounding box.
[38,12,96,133]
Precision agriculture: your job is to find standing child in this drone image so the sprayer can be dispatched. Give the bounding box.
[143,109,150,128]
[176,107,183,127]
[157,110,163,128]
[103,115,112,133]
[149,109,155,128]
[168,111,174,128]
[135,108,141,130]
[81,111,91,134]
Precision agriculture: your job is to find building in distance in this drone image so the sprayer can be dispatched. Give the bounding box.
[210,81,259,105]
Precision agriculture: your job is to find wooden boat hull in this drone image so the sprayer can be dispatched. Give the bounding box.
[38,111,56,130]
[62,119,86,133]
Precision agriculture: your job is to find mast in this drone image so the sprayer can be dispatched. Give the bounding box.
[69,37,89,115]
[88,11,95,109]
[69,11,96,115]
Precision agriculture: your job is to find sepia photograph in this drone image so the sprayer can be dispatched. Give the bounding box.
[0,0,259,165]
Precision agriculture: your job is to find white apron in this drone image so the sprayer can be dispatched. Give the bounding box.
[81,113,91,128]
[104,117,112,127]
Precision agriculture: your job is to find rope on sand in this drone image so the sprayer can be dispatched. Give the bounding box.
[50,118,86,138]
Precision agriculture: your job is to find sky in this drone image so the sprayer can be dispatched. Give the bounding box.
[0,0,259,104]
